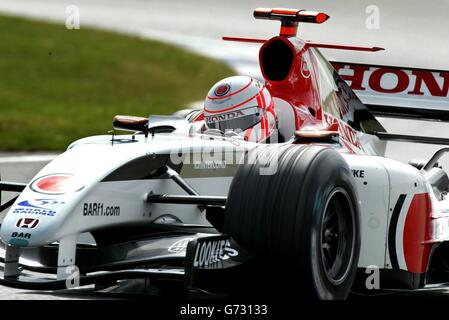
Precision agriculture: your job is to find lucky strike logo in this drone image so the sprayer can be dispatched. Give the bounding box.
[30,174,84,195]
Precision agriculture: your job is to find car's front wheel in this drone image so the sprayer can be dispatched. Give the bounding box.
[224,144,360,300]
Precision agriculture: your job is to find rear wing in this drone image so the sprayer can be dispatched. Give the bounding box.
[330,62,449,121]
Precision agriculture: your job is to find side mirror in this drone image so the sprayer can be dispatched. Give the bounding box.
[113,115,148,134]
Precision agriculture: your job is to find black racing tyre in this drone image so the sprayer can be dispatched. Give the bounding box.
[224,144,360,300]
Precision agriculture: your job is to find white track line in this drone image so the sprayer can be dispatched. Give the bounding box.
[0,154,58,163]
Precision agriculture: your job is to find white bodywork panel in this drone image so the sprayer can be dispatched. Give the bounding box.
[343,154,434,271]
[342,155,390,268]
[0,130,245,248]
[1,120,447,278]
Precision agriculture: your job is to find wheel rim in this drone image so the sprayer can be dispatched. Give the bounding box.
[320,187,356,286]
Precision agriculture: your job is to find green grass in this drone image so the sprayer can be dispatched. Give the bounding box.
[0,15,234,151]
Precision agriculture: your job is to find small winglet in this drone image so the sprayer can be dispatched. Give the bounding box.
[222,36,267,43]
[306,42,385,52]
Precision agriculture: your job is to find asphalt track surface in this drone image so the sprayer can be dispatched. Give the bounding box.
[1,0,449,300]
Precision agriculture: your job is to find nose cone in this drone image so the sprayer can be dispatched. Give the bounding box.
[0,198,65,247]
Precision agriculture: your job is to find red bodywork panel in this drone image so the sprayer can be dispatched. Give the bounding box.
[259,36,321,115]
[403,193,434,273]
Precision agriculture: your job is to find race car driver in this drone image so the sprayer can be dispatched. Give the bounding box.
[203,76,281,143]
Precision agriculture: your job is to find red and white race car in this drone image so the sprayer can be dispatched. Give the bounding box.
[1,7,449,300]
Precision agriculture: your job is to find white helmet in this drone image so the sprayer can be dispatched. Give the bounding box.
[204,76,277,143]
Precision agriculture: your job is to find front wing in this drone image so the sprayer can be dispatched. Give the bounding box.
[0,233,254,292]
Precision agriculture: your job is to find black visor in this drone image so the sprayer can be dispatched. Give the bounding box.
[205,108,262,132]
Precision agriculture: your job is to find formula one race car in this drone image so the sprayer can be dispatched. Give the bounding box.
[2,8,449,300]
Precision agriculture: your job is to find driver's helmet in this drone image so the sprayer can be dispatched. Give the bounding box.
[204,76,277,143]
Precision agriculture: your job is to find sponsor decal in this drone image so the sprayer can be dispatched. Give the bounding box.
[9,239,29,246]
[254,79,263,89]
[193,160,227,170]
[10,231,31,246]
[335,77,352,117]
[16,218,39,229]
[193,238,238,268]
[83,203,120,217]
[21,199,65,207]
[11,232,31,239]
[214,83,230,97]
[30,174,84,195]
[323,112,364,152]
[12,199,64,217]
[168,238,195,253]
[333,63,449,98]
[338,122,363,150]
[205,110,244,124]
[352,169,365,178]
[301,55,311,79]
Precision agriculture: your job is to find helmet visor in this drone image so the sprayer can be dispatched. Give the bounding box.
[205,107,262,132]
